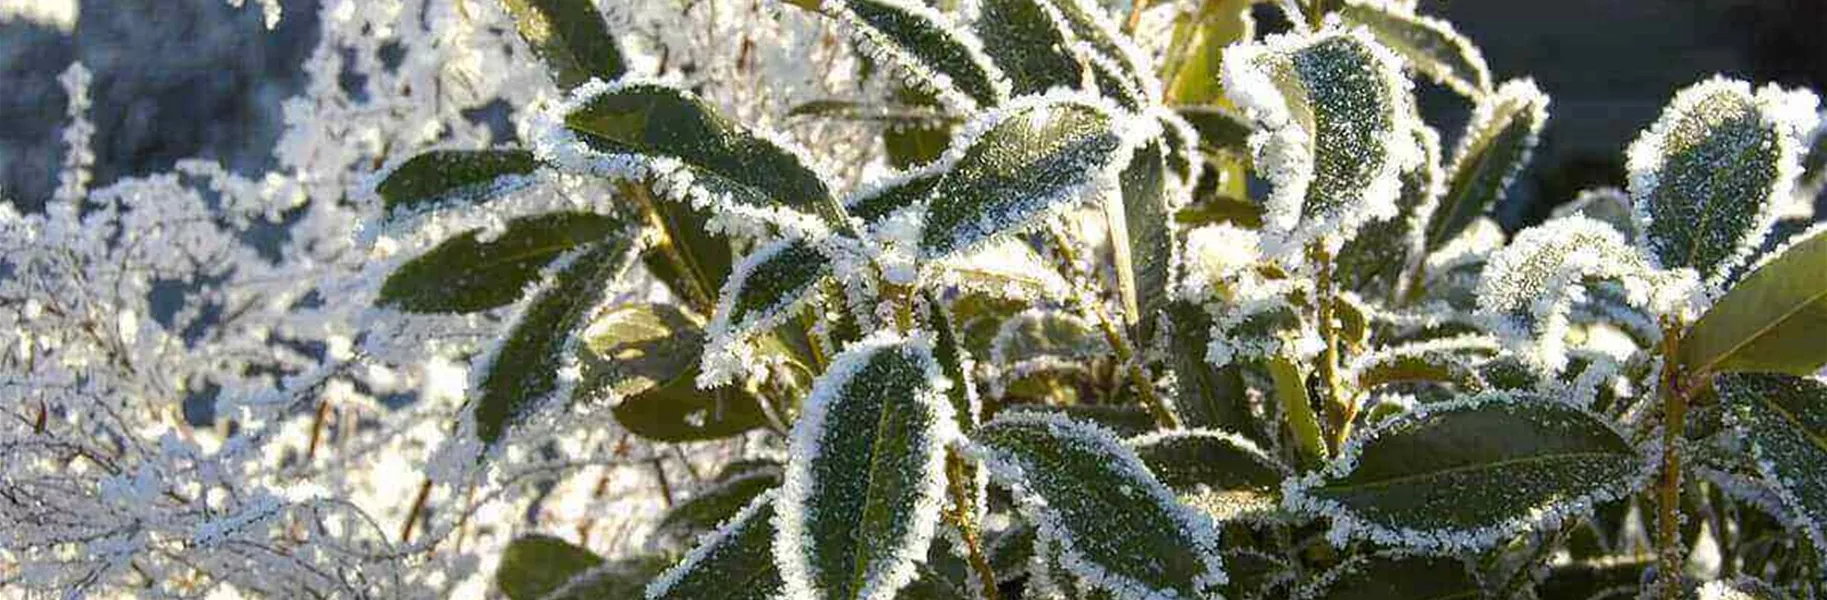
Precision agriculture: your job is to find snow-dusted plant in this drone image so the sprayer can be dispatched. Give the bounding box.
[15,0,1827,597]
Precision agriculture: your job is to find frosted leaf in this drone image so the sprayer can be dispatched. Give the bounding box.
[774,331,959,600]
[1284,392,1652,553]
[540,79,846,235]
[1695,577,1790,600]
[919,91,1147,260]
[1178,224,1264,303]
[495,535,666,599]
[1128,429,1289,523]
[1551,187,1638,244]
[646,490,785,600]
[1474,215,1692,373]
[1162,301,1266,444]
[579,304,771,441]
[1203,278,1317,369]
[1345,334,1499,396]
[1153,107,1207,188]
[699,236,835,388]
[652,465,782,549]
[988,309,1109,395]
[1423,79,1550,252]
[927,236,1070,303]
[1293,553,1479,600]
[845,166,943,226]
[499,0,627,90]
[971,411,1228,599]
[373,148,542,215]
[1716,373,1827,574]
[377,211,631,314]
[1047,0,1158,103]
[1221,24,1422,256]
[1114,139,1176,345]
[822,0,1012,112]
[1626,77,1819,291]
[470,237,638,448]
[971,0,1089,95]
[1336,124,1442,299]
[1338,0,1492,98]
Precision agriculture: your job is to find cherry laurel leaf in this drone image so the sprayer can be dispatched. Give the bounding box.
[1221,24,1423,256]
[646,489,785,600]
[1626,77,1819,291]
[1422,78,1549,252]
[1284,392,1652,553]
[1338,0,1492,98]
[820,0,1012,112]
[1718,373,1827,575]
[698,236,834,388]
[972,411,1228,599]
[774,332,959,600]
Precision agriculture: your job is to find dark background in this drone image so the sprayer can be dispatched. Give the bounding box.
[2,0,1824,227]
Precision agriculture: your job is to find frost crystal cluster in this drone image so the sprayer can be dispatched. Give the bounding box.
[6,0,1827,599]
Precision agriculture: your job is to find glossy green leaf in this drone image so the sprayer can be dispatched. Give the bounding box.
[1223,28,1420,248]
[646,490,784,600]
[497,535,666,600]
[699,237,834,386]
[1338,0,1491,97]
[1424,79,1548,251]
[824,0,1008,110]
[974,0,1085,95]
[1718,373,1827,562]
[973,412,1227,598]
[1115,140,1173,344]
[376,149,538,214]
[1302,555,1479,600]
[1680,228,1827,377]
[920,98,1127,259]
[563,82,846,226]
[640,185,734,314]
[777,334,956,600]
[378,212,624,313]
[500,0,626,90]
[653,466,781,547]
[1129,429,1286,522]
[1286,392,1647,552]
[1164,301,1263,443]
[1173,105,1252,154]
[1626,78,1817,285]
[576,303,769,441]
[473,238,635,447]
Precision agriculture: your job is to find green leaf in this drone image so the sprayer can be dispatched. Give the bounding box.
[1680,227,1827,377]
[1222,28,1421,249]
[473,238,636,447]
[777,333,957,600]
[653,466,782,547]
[1269,355,1329,466]
[639,183,734,314]
[1534,558,1650,600]
[1162,0,1253,106]
[378,212,623,313]
[1174,105,1252,155]
[1626,78,1818,286]
[924,290,980,431]
[972,412,1227,598]
[1550,187,1638,245]
[1337,125,1441,298]
[1423,79,1549,251]
[974,0,1086,95]
[1047,0,1148,96]
[1338,0,1491,98]
[1129,429,1286,522]
[576,304,770,441]
[1164,301,1264,444]
[846,169,942,225]
[883,86,957,169]
[1114,140,1174,345]
[1347,336,1497,395]
[898,529,980,600]
[824,0,1009,110]
[1300,555,1480,600]
[1286,392,1647,552]
[646,490,785,600]
[562,82,846,227]
[989,309,1110,370]
[1718,373,1827,564]
[376,149,539,214]
[986,523,1036,583]
[920,97,1128,259]
[699,237,833,387]
[497,535,666,600]
[500,0,626,90]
